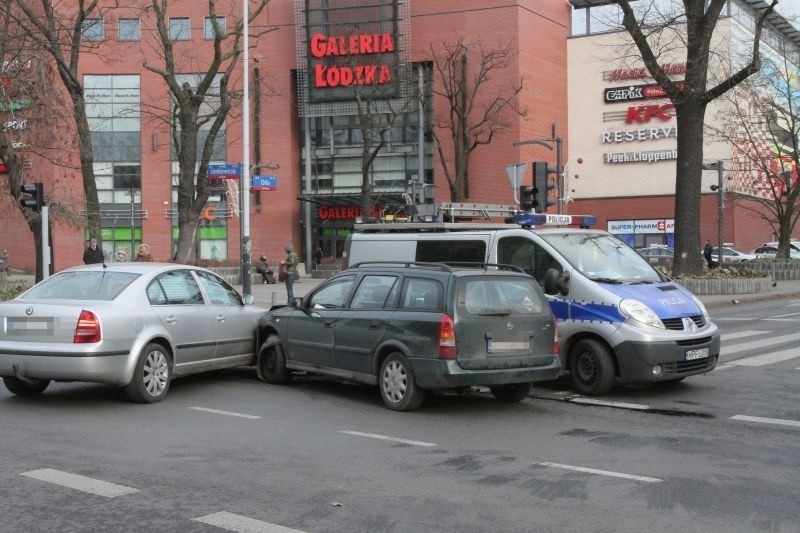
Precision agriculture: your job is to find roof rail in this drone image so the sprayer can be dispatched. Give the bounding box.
[443,262,526,274]
[347,261,455,272]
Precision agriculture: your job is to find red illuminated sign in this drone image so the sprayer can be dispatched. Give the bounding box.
[604,63,687,81]
[625,104,675,124]
[310,32,395,89]
[318,204,382,221]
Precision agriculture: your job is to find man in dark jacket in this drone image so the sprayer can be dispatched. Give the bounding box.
[83,238,105,264]
[703,240,714,269]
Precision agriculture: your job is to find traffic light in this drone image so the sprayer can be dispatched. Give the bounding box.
[19,182,43,212]
[533,162,557,213]
[519,185,536,211]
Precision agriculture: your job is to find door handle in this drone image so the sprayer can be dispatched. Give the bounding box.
[216,315,225,323]
[165,317,177,325]
[369,320,381,329]
[324,320,334,327]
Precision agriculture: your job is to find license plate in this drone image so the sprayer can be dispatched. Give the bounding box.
[487,340,529,353]
[685,347,709,361]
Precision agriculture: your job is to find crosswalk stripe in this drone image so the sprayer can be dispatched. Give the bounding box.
[731,415,800,428]
[726,347,800,367]
[721,331,768,341]
[20,469,138,498]
[194,512,307,533]
[723,332,800,355]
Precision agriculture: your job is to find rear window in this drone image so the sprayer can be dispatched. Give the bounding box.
[23,271,139,301]
[457,277,546,316]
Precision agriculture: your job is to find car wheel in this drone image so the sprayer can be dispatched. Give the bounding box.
[124,343,171,403]
[490,382,532,403]
[569,338,615,396]
[379,352,425,412]
[2,376,50,397]
[256,336,291,384]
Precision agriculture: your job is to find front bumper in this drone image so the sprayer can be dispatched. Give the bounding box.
[614,333,720,383]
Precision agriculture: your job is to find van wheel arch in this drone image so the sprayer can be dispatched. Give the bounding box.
[566,335,618,396]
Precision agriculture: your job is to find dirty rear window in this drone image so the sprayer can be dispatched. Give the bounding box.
[457,278,546,316]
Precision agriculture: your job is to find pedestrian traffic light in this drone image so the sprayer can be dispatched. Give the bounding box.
[519,185,536,212]
[19,182,43,212]
[533,162,557,213]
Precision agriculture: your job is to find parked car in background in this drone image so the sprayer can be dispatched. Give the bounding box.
[0,263,265,403]
[636,246,674,267]
[255,262,561,411]
[754,241,800,259]
[709,246,757,263]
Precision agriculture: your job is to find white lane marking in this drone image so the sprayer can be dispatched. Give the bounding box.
[762,318,800,322]
[538,462,662,483]
[20,468,138,498]
[189,407,261,419]
[731,415,800,428]
[721,331,768,341]
[714,317,753,321]
[723,332,800,355]
[338,430,436,447]
[194,512,307,533]
[727,347,800,367]
[569,397,650,410]
[771,311,800,318]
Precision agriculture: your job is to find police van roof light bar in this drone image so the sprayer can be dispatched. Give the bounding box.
[513,213,596,228]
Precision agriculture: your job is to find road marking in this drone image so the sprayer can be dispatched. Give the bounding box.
[772,311,800,317]
[726,347,799,367]
[731,415,800,428]
[714,317,753,321]
[189,406,261,419]
[721,330,768,341]
[569,397,650,410]
[723,332,800,355]
[20,469,138,498]
[194,512,307,533]
[538,462,662,483]
[339,430,436,447]
[762,318,800,322]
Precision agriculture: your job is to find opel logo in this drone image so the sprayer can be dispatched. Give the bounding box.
[25,306,33,316]
[506,322,514,330]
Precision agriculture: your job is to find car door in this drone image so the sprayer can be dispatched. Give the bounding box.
[147,269,218,375]
[194,270,258,369]
[334,274,399,375]
[285,274,356,369]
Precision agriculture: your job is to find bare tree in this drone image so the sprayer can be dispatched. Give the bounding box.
[142,0,271,263]
[430,39,525,202]
[614,0,777,276]
[711,53,800,258]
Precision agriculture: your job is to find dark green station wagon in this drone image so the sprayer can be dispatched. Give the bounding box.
[256,262,561,411]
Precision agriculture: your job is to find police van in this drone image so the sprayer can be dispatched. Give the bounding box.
[343,205,719,396]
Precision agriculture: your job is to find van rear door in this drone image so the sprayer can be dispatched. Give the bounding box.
[454,276,555,370]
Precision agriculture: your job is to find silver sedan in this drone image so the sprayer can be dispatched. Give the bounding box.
[0,263,266,403]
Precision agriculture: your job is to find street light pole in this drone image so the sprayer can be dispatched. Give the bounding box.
[703,160,724,264]
[241,0,252,297]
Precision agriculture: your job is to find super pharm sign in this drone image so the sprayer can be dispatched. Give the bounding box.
[310,32,395,88]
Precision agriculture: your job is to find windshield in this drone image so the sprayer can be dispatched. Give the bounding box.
[23,271,140,301]
[540,232,663,283]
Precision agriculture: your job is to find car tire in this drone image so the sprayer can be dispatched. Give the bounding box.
[124,343,171,403]
[379,352,425,412]
[2,376,50,397]
[256,336,291,384]
[489,382,532,403]
[569,338,615,396]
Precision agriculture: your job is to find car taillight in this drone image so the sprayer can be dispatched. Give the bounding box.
[552,320,559,355]
[438,314,456,359]
[74,310,101,343]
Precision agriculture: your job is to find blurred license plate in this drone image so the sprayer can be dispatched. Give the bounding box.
[685,348,709,361]
[487,340,529,354]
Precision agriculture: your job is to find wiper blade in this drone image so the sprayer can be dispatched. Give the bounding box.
[478,309,512,316]
[589,277,623,284]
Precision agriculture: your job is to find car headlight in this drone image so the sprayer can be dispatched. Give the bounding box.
[619,299,664,329]
[691,293,710,321]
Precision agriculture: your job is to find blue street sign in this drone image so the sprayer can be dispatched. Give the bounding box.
[252,175,277,191]
[207,164,241,179]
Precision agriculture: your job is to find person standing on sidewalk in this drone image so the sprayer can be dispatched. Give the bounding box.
[282,243,299,301]
[83,238,104,264]
[0,249,8,288]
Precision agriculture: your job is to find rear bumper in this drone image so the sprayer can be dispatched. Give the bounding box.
[0,350,134,386]
[411,357,561,389]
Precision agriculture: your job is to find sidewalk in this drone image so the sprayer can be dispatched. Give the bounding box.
[692,279,800,309]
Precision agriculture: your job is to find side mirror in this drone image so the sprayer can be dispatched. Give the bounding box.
[544,268,569,296]
[290,296,303,309]
[242,294,255,305]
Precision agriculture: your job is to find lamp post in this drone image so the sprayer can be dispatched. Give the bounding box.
[703,160,724,264]
[241,0,251,297]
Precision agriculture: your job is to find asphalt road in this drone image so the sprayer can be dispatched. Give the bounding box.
[1,296,799,532]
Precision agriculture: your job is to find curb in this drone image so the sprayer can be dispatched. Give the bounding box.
[702,290,800,309]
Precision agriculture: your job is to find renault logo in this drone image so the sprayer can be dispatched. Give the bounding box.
[682,317,697,332]
[506,322,514,330]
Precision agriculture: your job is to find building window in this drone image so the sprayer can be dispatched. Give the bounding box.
[118,18,140,41]
[169,17,191,40]
[204,16,226,39]
[81,19,104,41]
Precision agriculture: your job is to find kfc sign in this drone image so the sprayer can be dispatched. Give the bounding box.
[625,104,675,124]
[604,83,683,103]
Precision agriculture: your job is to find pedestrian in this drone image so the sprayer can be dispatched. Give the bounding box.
[115,248,129,262]
[83,238,105,264]
[254,253,272,284]
[0,248,8,288]
[281,243,300,301]
[314,245,323,270]
[703,240,714,269]
[136,243,153,262]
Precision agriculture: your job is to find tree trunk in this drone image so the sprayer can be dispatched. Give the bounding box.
[672,100,707,276]
[73,96,101,245]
